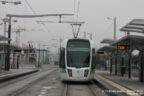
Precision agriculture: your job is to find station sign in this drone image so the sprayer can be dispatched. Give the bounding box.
[117,45,130,50]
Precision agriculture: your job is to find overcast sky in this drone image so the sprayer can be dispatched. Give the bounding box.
[1,0,144,52]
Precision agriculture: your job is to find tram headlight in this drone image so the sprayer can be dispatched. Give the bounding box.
[84,70,89,77]
[68,69,72,77]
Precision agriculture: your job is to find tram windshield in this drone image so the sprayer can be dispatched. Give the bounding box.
[67,40,90,68]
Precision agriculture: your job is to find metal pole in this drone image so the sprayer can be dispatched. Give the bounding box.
[115,54,117,75]
[140,52,143,82]
[43,49,44,64]
[121,56,124,77]
[6,16,11,71]
[28,48,30,64]
[4,21,7,37]
[38,43,40,67]
[71,25,76,38]
[59,38,62,57]
[75,24,81,38]
[84,32,86,39]
[114,17,116,40]
[104,57,107,70]
[90,33,92,40]
[128,53,131,79]
[13,52,15,67]
[60,38,62,49]
[110,56,112,74]
[128,33,131,79]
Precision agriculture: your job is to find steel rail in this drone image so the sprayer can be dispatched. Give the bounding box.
[62,82,69,96]
[88,80,98,96]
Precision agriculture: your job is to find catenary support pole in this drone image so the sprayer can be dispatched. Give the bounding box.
[6,16,11,71]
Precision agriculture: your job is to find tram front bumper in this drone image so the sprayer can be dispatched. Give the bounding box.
[61,74,92,81]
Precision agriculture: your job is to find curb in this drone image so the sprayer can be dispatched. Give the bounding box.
[9,68,57,96]
[94,75,129,96]
[0,69,39,83]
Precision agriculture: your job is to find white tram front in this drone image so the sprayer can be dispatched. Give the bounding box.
[59,39,96,81]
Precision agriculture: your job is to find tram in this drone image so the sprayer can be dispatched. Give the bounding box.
[59,38,96,81]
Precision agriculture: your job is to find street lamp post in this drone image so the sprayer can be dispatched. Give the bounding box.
[107,17,117,75]
[87,33,92,40]
[84,32,86,39]
[107,17,116,40]
[114,17,116,40]
[84,32,92,40]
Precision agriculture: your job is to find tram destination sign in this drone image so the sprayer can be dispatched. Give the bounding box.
[117,45,130,50]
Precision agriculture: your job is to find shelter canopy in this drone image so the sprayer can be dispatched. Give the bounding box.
[101,38,115,44]
[111,35,144,51]
[97,46,116,53]
[120,19,144,33]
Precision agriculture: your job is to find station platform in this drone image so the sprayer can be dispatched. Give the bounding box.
[0,64,39,82]
[95,70,144,96]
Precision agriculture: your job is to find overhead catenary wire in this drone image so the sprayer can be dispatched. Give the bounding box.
[96,22,114,41]
[24,0,54,37]
[75,0,80,35]
[72,0,82,38]
[76,0,80,19]
[74,0,76,16]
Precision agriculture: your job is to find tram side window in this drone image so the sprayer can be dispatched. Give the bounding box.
[59,48,65,68]
[91,48,96,69]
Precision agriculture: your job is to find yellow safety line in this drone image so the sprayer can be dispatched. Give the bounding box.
[95,74,140,96]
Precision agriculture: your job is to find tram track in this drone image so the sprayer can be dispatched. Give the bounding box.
[63,80,108,96]
[88,81,98,96]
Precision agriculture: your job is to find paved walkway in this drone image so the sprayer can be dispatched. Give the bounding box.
[0,63,37,75]
[0,64,56,79]
[0,64,39,82]
[95,70,144,96]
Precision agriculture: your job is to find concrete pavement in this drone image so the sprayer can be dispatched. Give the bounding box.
[0,63,39,82]
[95,70,144,96]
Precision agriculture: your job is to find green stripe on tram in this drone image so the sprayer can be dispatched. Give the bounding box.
[60,68,67,73]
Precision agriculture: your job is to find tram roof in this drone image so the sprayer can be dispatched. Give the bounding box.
[111,35,144,51]
[67,38,91,41]
[61,38,94,48]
